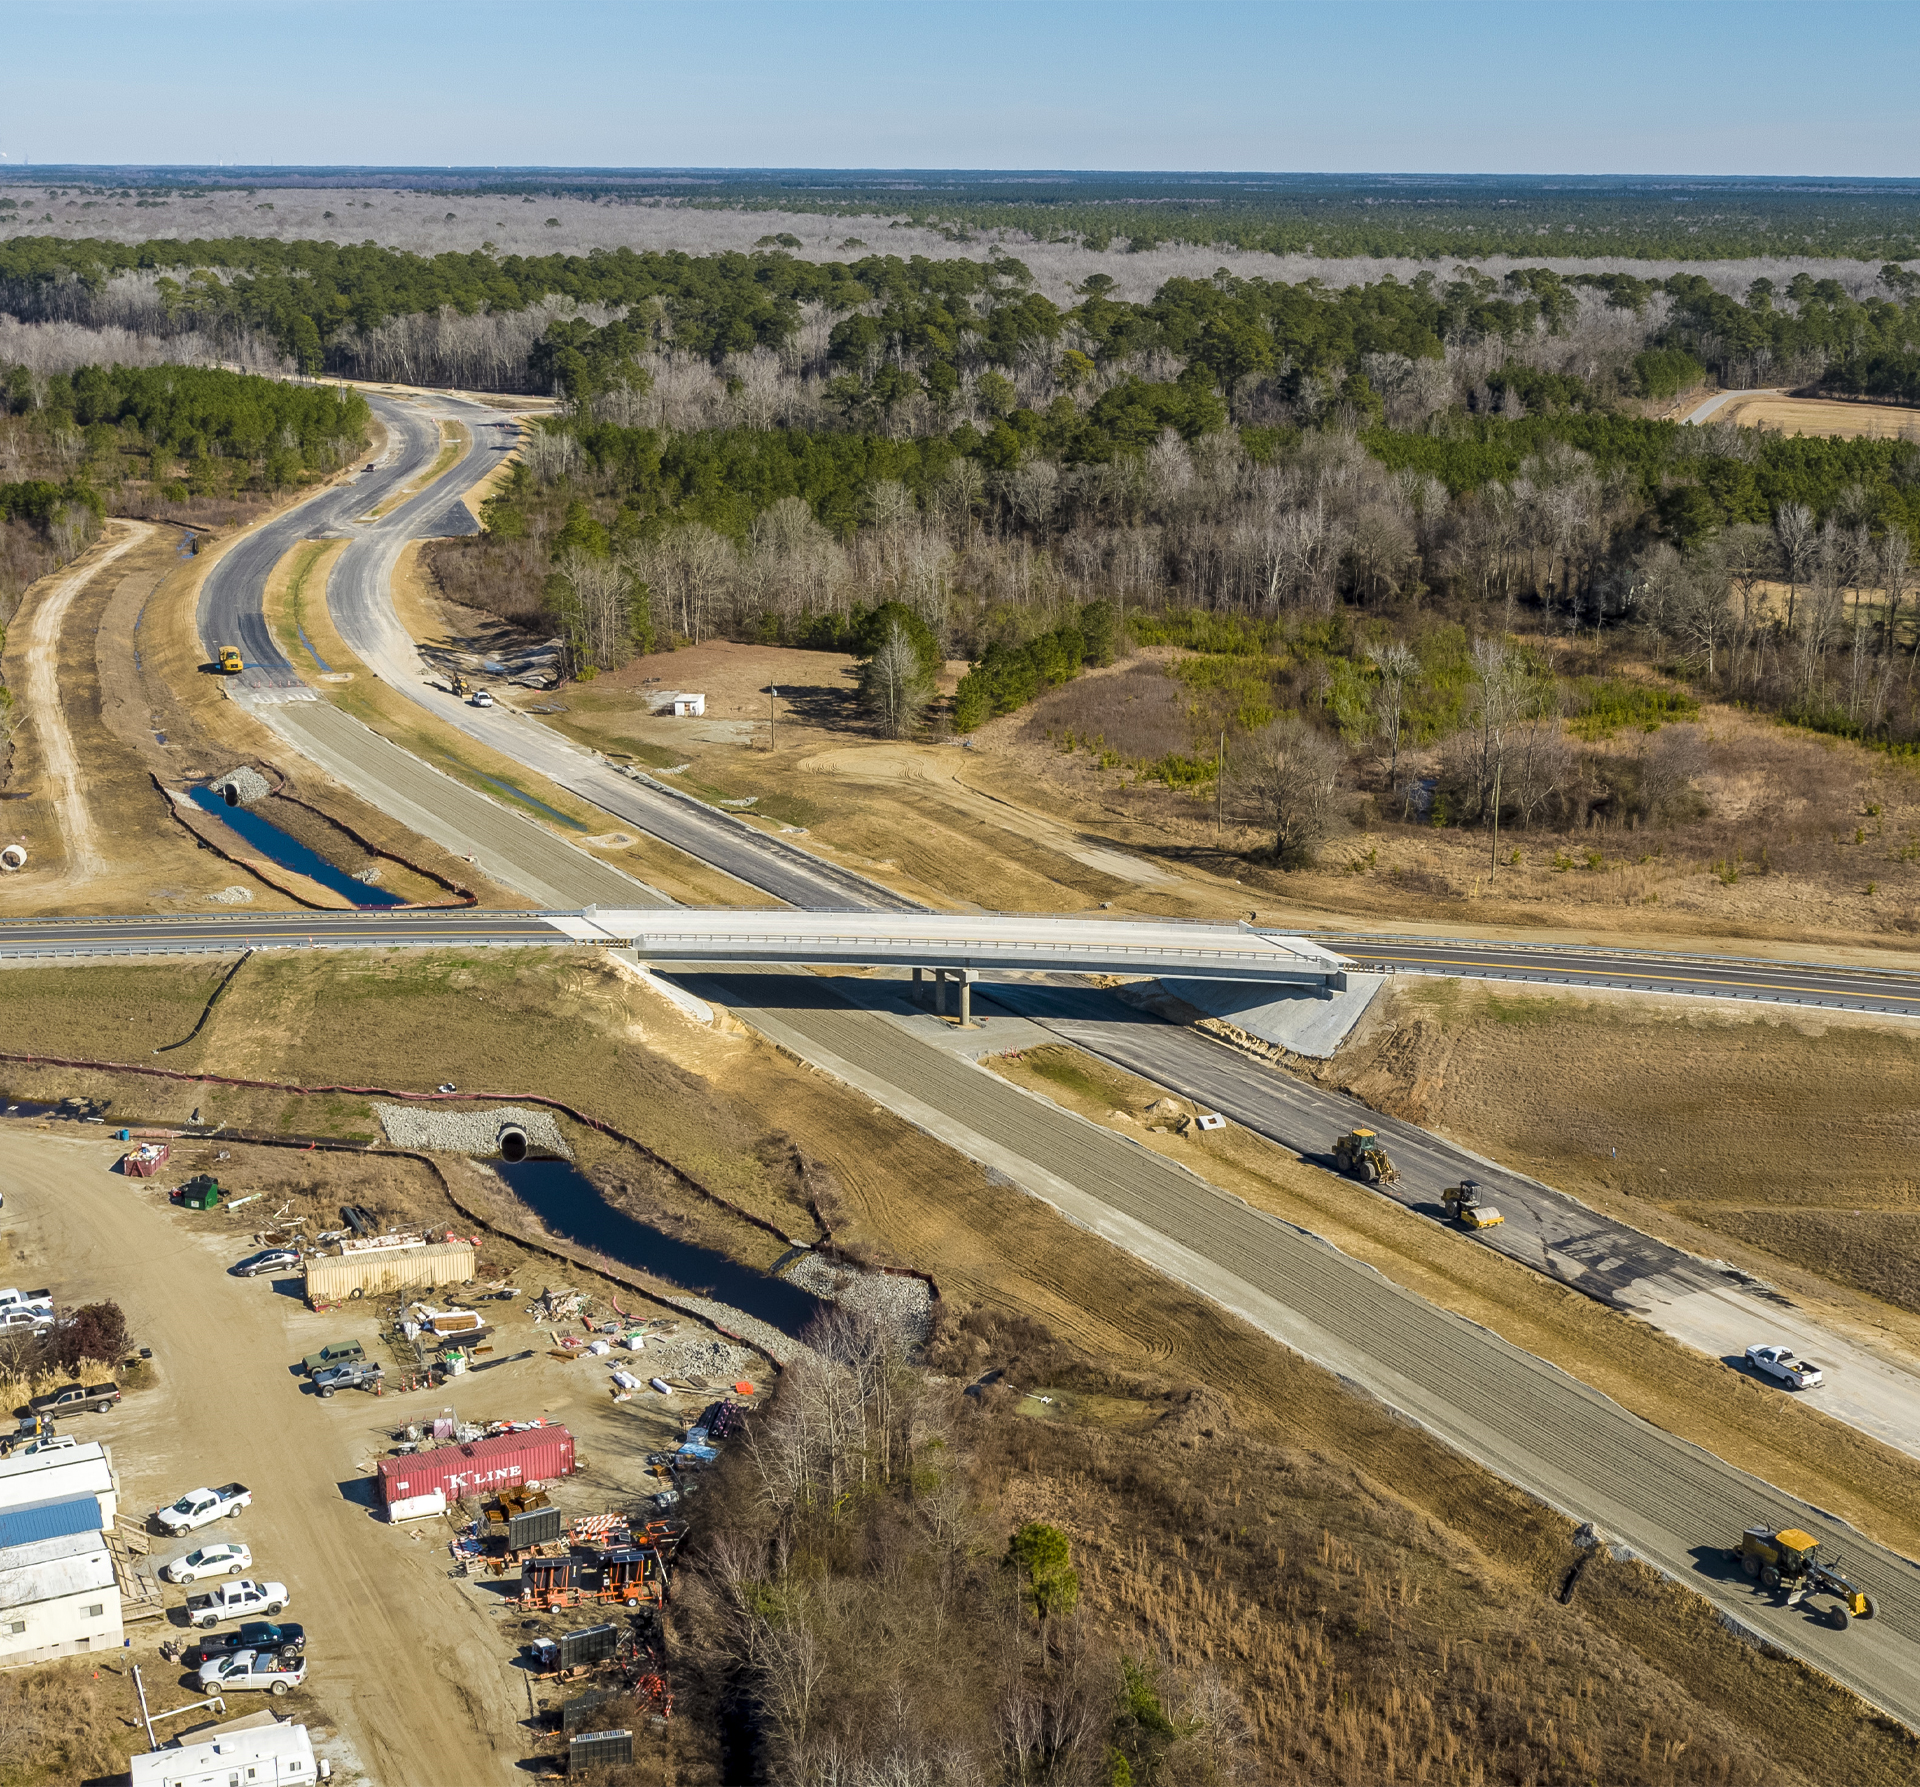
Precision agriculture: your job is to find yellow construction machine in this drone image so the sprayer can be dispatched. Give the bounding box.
[217,646,244,675]
[1333,1128,1398,1185]
[1443,1180,1505,1230]
[1733,1525,1877,1629]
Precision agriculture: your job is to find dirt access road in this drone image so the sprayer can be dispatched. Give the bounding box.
[13,521,154,885]
[0,1128,526,1784]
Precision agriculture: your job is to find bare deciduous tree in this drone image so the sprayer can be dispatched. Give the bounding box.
[1233,716,1345,867]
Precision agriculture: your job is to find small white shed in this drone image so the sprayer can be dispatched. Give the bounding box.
[671,693,706,717]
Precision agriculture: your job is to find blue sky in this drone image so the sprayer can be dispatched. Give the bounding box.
[3,1,1916,175]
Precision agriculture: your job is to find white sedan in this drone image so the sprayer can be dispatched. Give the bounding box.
[1745,1343,1824,1389]
[162,1542,252,1584]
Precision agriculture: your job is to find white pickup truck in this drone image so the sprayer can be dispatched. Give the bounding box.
[155,1482,252,1535]
[0,1289,54,1333]
[185,1578,288,1628]
[196,1647,307,1695]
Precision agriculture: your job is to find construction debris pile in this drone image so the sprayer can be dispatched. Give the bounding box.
[419,635,565,689]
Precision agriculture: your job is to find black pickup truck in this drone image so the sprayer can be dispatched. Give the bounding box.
[29,1382,120,1417]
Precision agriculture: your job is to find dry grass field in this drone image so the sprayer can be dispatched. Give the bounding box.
[1714,392,1920,439]
[1321,978,1920,1324]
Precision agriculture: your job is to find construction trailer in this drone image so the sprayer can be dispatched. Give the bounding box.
[304,1240,476,1305]
[129,1715,318,1786]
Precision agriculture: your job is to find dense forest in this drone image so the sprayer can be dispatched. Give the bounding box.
[3,234,1920,403]
[0,365,368,620]
[13,167,1920,259]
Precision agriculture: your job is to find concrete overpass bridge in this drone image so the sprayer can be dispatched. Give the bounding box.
[0,909,1350,1025]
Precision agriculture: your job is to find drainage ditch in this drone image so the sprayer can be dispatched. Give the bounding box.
[187,785,405,908]
[491,1157,827,1340]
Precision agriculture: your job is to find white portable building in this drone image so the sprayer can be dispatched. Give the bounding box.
[0,1524,122,1663]
[0,1441,118,1525]
[130,1716,318,1786]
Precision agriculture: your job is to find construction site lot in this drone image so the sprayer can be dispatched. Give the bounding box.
[4,949,1920,1776]
[0,1125,761,1785]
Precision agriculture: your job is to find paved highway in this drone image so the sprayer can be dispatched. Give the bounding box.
[694,969,1920,1730]
[1324,932,1920,1017]
[0,910,1344,988]
[197,395,457,699]
[307,429,917,911]
[983,977,1920,1461]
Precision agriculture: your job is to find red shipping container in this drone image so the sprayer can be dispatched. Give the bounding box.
[377,1426,575,1505]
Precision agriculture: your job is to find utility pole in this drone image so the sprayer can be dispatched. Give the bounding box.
[769,686,778,753]
[1216,729,1225,842]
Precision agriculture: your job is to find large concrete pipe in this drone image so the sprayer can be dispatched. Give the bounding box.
[0,845,25,872]
[498,1125,529,1163]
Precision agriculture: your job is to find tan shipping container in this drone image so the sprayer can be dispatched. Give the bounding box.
[305,1240,476,1304]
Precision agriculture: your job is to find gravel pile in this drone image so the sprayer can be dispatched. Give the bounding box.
[375,1103,572,1159]
[629,1326,763,1384]
[668,1295,814,1371]
[208,765,271,807]
[782,1253,934,1345]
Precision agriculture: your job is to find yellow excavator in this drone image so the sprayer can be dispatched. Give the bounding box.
[1333,1128,1398,1185]
[1443,1180,1506,1230]
[1733,1525,1877,1630]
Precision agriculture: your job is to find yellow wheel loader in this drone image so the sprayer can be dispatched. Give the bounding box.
[1734,1525,1877,1629]
[1443,1180,1506,1230]
[1333,1128,1399,1185]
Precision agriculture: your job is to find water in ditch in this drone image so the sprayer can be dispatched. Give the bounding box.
[188,786,405,908]
[490,1157,826,1340]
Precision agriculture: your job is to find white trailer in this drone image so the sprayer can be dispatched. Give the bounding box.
[130,1716,319,1786]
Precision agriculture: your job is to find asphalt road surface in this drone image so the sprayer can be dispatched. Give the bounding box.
[197,395,455,699]
[0,909,583,958]
[312,441,917,911]
[694,971,1920,1728]
[1326,933,1920,1018]
[983,978,1920,1460]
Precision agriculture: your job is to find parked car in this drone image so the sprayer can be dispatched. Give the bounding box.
[1746,1343,1824,1389]
[179,1620,304,1669]
[161,1542,251,1585]
[312,1359,383,1399]
[470,688,495,706]
[29,1382,120,1418]
[186,1579,288,1627]
[300,1339,366,1377]
[13,1434,76,1456]
[155,1483,252,1535]
[196,1648,307,1695]
[0,1288,52,1314]
[231,1249,300,1279]
[0,1306,54,1334]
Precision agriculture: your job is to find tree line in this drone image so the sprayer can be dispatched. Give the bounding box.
[11,232,1920,408]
